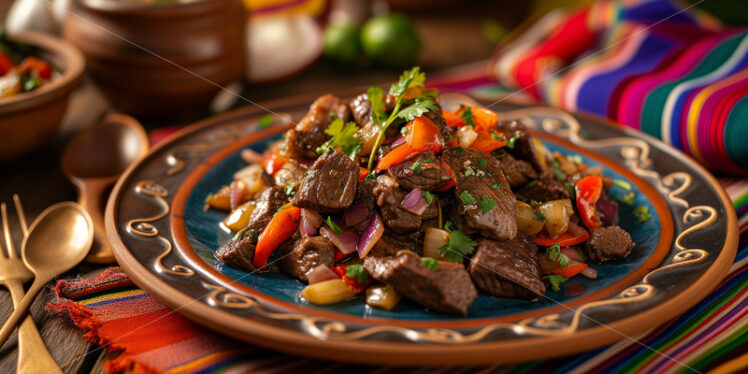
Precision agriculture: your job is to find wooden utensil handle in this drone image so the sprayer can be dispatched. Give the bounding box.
[6,280,62,374]
[77,180,115,263]
[0,280,44,347]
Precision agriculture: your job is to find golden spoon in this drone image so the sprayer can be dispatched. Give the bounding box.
[0,202,93,346]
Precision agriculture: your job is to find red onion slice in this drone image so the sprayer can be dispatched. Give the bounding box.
[400,188,427,216]
[306,264,339,284]
[595,199,619,226]
[357,213,384,258]
[580,266,598,279]
[299,209,323,235]
[344,204,369,227]
[390,136,406,148]
[320,226,359,254]
[567,221,587,237]
[561,247,585,263]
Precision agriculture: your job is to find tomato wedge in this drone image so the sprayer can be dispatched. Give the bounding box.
[376,142,419,171]
[404,116,443,154]
[442,109,465,127]
[575,175,603,229]
[253,203,301,267]
[359,166,370,181]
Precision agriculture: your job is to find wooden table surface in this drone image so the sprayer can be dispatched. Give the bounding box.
[0,3,529,371]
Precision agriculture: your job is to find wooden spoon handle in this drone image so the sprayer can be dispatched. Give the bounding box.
[77,181,115,263]
[0,280,45,347]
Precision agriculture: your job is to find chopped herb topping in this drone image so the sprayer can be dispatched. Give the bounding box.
[552,158,565,181]
[464,165,476,176]
[491,132,504,141]
[477,159,487,168]
[423,158,434,163]
[491,150,506,159]
[315,118,362,159]
[546,243,570,267]
[346,264,368,283]
[613,179,632,191]
[568,154,583,165]
[423,191,435,203]
[411,161,422,174]
[258,115,273,128]
[543,274,568,291]
[476,169,487,177]
[421,257,440,271]
[523,179,539,189]
[479,196,497,213]
[401,126,408,136]
[326,216,344,234]
[533,210,547,221]
[459,190,477,205]
[438,223,477,263]
[364,172,376,181]
[232,227,259,241]
[461,107,476,127]
[284,182,297,197]
[530,199,541,207]
[452,147,465,155]
[614,191,636,205]
[633,206,652,222]
[564,182,576,201]
[491,183,500,189]
[506,133,521,149]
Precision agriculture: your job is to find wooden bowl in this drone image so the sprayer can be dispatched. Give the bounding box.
[0,31,85,163]
[63,0,247,121]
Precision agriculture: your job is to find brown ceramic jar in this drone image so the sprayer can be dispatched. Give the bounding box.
[63,0,247,121]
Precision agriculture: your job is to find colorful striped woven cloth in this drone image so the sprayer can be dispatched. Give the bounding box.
[489,0,748,175]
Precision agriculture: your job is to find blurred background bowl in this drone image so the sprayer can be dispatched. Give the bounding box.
[0,30,84,162]
[63,0,247,122]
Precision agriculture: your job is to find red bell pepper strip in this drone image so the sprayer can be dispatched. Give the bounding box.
[359,167,370,181]
[539,257,588,278]
[534,230,590,247]
[334,248,355,263]
[575,175,603,229]
[469,107,499,131]
[442,109,465,128]
[19,56,52,79]
[404,115,443,154]
[0,52,13,76]
[470,130,506,154]
[331,264,372,294]
[376,142,419,172]
[434,160,456,192]
[263,151,288,176]
[253,203,301,267]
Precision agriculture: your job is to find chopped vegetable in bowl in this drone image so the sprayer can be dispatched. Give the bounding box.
[0,33,57,99]
[207,67,639,316]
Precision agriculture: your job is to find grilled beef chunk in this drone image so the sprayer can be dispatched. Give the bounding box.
[363,252,477,316]
[585,225,635,263]
[497,152,538,188]
[441,148,517,240]
[368,232,423,258]
[284,94,351,158]
[277,236,335,282]
[425,109,454,145]
[388,151,453,191]
[497,120,545,172]
[469,235,545,300]
[350,93,374,129]
[214,230,257,271]
[293,149,358,213]
[517,175,569,203]
[375,186,437,233]
[246,187,289,231]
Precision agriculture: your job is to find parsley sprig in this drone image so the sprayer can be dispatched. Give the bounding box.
[315,118,362,159]
[421,257,440,271]
[438,221,477,263]
[346,264,368,283]
[543,274,568,291]
[366,67,439,170]
[546,243,570,267]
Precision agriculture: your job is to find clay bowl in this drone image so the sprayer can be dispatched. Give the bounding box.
[63,0,247,121]
[0,31,85,163]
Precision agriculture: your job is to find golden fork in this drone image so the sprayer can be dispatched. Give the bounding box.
[0,195,62,374]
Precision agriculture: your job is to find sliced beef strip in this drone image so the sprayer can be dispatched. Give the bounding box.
[277,236,335,282]
[388,151,453,191]
[496,120,545,173]
[246,186,289,232]
[363,252,477,316]
[441,148,517,240]
[284,94,351,158]
[214,231,257,271]
[293,149,358,214]
[516,175,570,203]
[368,231,423,258]
[375,185,436,233]
[469,235,546,300]
[585,225,635,263]
[497,152,538,188]
[350,93,373,129]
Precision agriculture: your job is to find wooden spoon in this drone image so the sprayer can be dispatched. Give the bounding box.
[61,113,148,263]
[0,202,93,346]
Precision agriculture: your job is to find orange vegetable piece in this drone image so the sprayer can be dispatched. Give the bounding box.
[376,143,419,172]
[253,203,301,267]
[404,116,443,154]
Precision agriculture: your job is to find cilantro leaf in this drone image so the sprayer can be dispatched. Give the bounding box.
[459,190,477,205]
[461,107,476,127]
[533,210,546,221]
[411,161,422,174]
[543,274,568,291]
[438,226,477,263]
[396,95,438,122]
[546,243,570,267]
[389,66,425,97]
[423,191,435,203]
[284,182,297,197]
[633,206,652,222]
[477,159,487,168]
[491,183,500,189]
[232,227,258,242]
[564,182,576,201]
[478,196,497,213]
[258,115,273,128]
[614,191,636,205]
[452,147,465,154]
[421,257,440,271]
[364,172,376,181]
[315,119,362,159]
[367,86,387,126]
[552,158,565,181]
[345,264,368,284]
[326,216,343,234]
[522,179,538,189]
[506,133,521,149]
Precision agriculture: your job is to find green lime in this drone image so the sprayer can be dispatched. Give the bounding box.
[361,13,420,69]
[323,24,361,67]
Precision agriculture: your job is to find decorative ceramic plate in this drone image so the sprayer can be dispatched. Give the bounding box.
[106,93,738,366]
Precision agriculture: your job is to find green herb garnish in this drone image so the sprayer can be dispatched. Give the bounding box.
[479,196,497,213]
[461,107,476,127]
[613,179,632,191]
[477,159,487,168]
[564,182,576,201]
[568,154,583,165]
[491,132,504,141]
[258,115,273,128]
[452,147,465,155]
[534,210,547,221]
[552,158,565,181]
[423,158,434,163]
[506,133,521,149]
[421,257,440,271]
[326,216,344,234]
[464,165,476,176]
[459,190,477,205]
[364,172,376,181]
[523,179,538,189]
[438,225,477,263]
[346,264,368,283]
[401,126,409,136]
[411,161,422,174]
[491,183,500,189]
[232,227,259,242]
[423,191,435,203]
[546,243,570,267]
[284,182,297,197]
[315,118,362,160]
[614,191,636,205]
[543,274,568,291]
[633,206,652,222]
